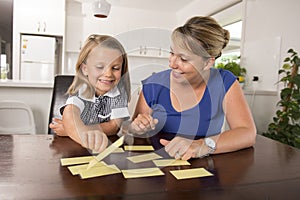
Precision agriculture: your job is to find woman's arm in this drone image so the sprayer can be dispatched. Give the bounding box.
[129,91,158,134]
[160,81,256,160]
[213,80,257,153]
[132,91,152,119]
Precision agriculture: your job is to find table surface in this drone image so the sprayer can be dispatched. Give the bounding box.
[0,134,299,200]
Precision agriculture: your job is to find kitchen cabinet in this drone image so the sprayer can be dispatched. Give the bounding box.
[116,28,171,59]
[65,0,83,53]
[66,16,83,52]
[13,0,65,36]
[12,0,65,80]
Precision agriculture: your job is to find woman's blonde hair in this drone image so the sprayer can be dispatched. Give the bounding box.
[172,16,230,60]
[67,34,130,101]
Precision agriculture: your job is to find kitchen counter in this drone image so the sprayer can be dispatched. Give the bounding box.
[0,79,53,88]
[0,80,53,134]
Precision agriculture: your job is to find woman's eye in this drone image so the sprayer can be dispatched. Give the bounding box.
[180,57,187,62]
[113,66,121,70]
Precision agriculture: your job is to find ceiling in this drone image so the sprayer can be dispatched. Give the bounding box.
[0,0,195,32]
[76,0,195,12]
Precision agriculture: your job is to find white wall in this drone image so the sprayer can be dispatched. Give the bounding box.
[81,5,176,38]
[240,0,300,133]
[241,0,300,92]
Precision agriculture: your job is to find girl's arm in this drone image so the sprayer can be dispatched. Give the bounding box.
[50,112,124,137]
[62,104,108,152]
[99,119,123,136]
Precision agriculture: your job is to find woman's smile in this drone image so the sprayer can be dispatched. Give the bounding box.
[171,70,184,79]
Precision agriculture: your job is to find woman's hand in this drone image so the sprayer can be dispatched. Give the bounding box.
[129,114,158,135]
[49,118,67,136]
[160,137,208,160]
[79,130,108,153]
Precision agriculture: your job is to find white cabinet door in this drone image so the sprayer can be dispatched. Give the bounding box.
[117,28,171,58]
[66,16,83,52]
[13,0,65,36]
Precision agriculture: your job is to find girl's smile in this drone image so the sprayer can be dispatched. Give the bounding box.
[81,46,123,96]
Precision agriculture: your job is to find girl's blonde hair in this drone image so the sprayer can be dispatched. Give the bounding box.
[67,34,130,101]
[171,16,230,60]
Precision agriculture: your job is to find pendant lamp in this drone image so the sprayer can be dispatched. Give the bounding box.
[93,0,111,18]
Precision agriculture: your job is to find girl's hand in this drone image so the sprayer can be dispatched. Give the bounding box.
[160,137,207,160]
[79,130,108,153]
[49,118,67,136]
[129,114,158,135]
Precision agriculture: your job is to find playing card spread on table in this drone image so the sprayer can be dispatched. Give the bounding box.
[170,168,213,180]
[67,161,107,175]
[86,136,124,170]
[153,159,191,167]
[121,167,164,179]
[80,164,121,179]
[126,152,162,163]
[60,156,94,166]
[92,147,124,154]
[124,145,154,151]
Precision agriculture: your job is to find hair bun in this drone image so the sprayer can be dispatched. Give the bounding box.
[222,29,230,49]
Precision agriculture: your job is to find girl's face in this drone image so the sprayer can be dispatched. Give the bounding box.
[81,46,123,96]
[168,44,213,86]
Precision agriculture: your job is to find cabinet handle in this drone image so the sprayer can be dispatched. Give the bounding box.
[43,22,46,32]
[139,46,143,54]
[37,22,40,32]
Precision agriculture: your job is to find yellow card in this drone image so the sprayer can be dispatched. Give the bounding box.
[60,156,94,166]
[80,164,121,179]
[67,161,107,175]
[92,147,124,154]
[124,145,154,151]
[170,168,213,180]
[126,152,162,163]
[86,136,124,170]
[153,159,191,167]
[122,167,164,179]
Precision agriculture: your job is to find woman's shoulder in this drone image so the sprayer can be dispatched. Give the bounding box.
[211,68,236,78]
[210,68,237,91]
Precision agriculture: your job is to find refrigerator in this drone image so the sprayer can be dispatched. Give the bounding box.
[20,35,57,82]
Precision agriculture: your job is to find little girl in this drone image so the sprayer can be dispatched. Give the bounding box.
[50,34,131,152]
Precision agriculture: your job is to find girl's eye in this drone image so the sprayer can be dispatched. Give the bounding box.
[95,65,104,69]
[169,51,174,56]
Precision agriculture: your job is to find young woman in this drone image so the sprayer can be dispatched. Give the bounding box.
[129,16,256,160]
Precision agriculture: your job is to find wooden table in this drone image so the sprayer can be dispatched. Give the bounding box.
[0,134,299,200]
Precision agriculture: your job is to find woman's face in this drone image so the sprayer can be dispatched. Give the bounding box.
[81,46,123,96]
[168,43,210,85]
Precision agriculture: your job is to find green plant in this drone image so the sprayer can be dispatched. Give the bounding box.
[263,49,300,149]
[215,56,246,82]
